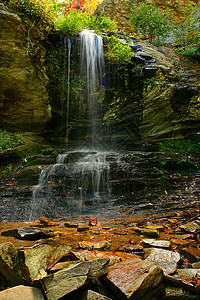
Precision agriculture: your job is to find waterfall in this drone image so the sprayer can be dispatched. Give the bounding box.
[80,29,105,149]
[66,38,71,142]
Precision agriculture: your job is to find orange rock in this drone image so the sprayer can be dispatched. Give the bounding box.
[0,285,44,299]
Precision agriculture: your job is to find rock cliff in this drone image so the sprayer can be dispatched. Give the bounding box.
[0,3,51,133]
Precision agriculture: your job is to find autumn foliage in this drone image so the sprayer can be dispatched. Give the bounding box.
[63,0,103,15]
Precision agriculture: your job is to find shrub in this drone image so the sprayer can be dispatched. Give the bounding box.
[130,3,173,42]
[0,129,22,152]
[104,36,132,70]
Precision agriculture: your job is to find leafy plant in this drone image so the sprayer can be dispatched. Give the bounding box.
[104,36,132,71]
[130,3,173,43]
[0,164,13,180]
[0,129,22,152]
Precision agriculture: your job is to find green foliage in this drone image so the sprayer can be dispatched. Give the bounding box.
[174,17,200,58]
[130,3,173,42]
[54,10,117,35]
[54,10,89,35]
[0,164,13,180]
[158,136,200,155]
[104,36,132,71]
[0,129,22,152]
[89,14,117,33]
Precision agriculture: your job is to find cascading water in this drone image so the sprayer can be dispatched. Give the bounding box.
[79,29,105,149]
[29,31,114,220]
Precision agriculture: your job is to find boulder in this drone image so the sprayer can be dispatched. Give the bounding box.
[0,285,44,300]
[16,244,72,282]
[103,257,164,300]
[141,239,171,249]
[165,284,200,299]
[147,248,181,275]
[0,242,24,285]
[39,259,109,300]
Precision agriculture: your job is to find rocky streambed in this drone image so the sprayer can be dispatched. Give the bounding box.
[0,211,199,300]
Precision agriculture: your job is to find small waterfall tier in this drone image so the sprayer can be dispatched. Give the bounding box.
[29,151,138,220]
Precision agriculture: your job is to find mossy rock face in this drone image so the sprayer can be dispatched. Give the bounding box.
[22,155,56,167]
[0,4,51,133]
[14,165,42,185]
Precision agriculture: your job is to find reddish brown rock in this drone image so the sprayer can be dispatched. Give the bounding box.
[181,247,200,263]
[0,285,44,299]
[78,240,111,250]
[103,258,164,300]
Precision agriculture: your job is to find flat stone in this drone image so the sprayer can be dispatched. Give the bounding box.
[80,290,112,300]
[141,239,171,249]
[0,285,44,300]
[180,221,200,234]
[77,226,90,232]
[124,244,144,257]
[103,258,164,300]
[87,258,109,279]
[64,222,79,228]
[49,261,77,272]
[70,250,97,261]
[175,269,200,279]
[192,262,200,269]
[16,244,71,282]
[147,248,181,275]
[165,285,200,299]
[130,227,159,238]
[145,225,164,232]
[170,238,191,247]
[181,247,200,263]
[78,240,111,250]
[39,261,90,300]
[1,227,51,240]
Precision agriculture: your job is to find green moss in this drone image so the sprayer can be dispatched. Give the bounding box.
[0,129,22,152]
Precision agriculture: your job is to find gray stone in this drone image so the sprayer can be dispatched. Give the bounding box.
[192,262,200,269]
[165,284,200,299]
[39,261,90,300]
[0,242,24,284]
[141,239,171,249]
[147,248,180,275]
[78,240,111,250]
[130,227,160,238]
[80,290,112,300]
[17,244,72,282]
[175,269,200,279]
[0,285,44,300]
[180,221,200,234]
[103,257,164,300]
[39,259,109,300]
[1,227,51,240]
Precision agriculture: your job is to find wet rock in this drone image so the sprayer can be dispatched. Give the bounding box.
[147,248,181,275]
[80,290,111,300]
[70,250,97,261]
[32,217,58,227]
[39,261,90,300]
[164,284,200,299]
[181,247,200,263]
[124,244,144,257]
[78,240,111,250]
[145,225,164,232]
[164,274,198,293]
[39,259,109,300]
[0,285,44,300]
[49,261,75,272]
[103,257,164,300]
[64,222,79,228]
[17,244,72,282]
[141,239,171,249]
[180,221,200,234]
[192,262,200,269]
[1,227,52,240]
[88,258,109,279]
[0,242,24,285]
[77,226,90,232]
[175,269,200,280]
[130,227,160,238]
[170,238,191,247]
